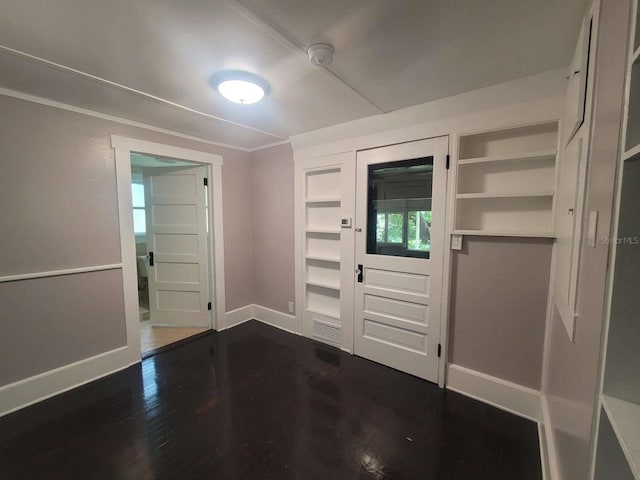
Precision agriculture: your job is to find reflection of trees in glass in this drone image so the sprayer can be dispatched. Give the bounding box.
[377,211,431,249]
[387,213,403,243]
[377,213,386,242]
[408,211,431,251]
[376,212,403,244]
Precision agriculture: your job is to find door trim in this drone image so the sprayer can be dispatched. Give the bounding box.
[111,135,225,364]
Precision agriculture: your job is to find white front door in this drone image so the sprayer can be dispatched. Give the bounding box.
[145,165,210,328]
[354,137,448,382]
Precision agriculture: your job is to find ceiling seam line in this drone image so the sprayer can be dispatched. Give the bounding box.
[0,44,286,140]
[223,0,387,114]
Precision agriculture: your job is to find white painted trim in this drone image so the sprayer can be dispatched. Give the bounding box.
[0,346,132,418]
[223,304,299,335]
[225,305,255,329]
[439,135,456,388]
[112,136,224,166]
[0,263,122,283]
[538,421,552,480]
[254,305,298,334]
[541,395,562,480]
[113,136,226,366]
[0,87,259,152]
[0,45,284,141]
[446,364,542,422]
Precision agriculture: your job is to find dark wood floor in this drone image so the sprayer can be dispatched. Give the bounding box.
[0,320,542,479]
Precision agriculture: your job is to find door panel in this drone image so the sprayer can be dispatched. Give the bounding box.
[145,166,210,327]
[354,137,448,382]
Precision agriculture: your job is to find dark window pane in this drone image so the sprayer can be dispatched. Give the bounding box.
[366,157,433,258]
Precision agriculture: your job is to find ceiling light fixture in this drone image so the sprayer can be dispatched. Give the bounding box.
[211,70,269,105]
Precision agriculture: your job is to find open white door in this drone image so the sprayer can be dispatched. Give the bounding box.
[354,137,448,382]
[145,165,210,328]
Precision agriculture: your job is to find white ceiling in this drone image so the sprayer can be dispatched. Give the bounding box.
[0,0,589,150]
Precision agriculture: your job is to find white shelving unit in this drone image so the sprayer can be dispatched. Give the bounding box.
[300,165,345,346]
[594,3,640,476]
[453,122,558,237]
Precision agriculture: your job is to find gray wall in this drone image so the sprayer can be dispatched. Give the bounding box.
[545,1,630,478]
[250,144,295,314]
[0,270,126,385]
[0,94,253,387]
[449,237,553,389]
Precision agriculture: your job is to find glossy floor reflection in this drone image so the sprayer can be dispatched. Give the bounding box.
[0,321,541,479]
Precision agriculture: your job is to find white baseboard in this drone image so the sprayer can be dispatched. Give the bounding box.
[540,395,561,480]
[224,304,298,334]
[446,364,542,422]
[0,346,132,418]
[253,305,298,334]
[224,304,255,329]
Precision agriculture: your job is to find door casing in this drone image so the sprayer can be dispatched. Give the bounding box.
[112,136,225,364]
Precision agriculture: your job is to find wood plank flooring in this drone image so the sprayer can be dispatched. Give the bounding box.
[0,320,542,479]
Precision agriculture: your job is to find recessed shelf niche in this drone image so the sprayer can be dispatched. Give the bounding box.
[454,122,558,237]
[300,163,345,347]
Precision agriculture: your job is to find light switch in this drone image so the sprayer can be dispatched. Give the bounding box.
[451,234,463,250]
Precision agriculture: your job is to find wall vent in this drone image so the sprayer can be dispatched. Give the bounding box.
[313,320,341,345]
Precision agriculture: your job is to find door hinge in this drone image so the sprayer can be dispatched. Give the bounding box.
[148,252,154,267]
[445,154,450,170]
[437,343,442,358]
[208,302,212,311]
[204,177,208,186]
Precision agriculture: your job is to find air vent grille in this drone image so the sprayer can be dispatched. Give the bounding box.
[313,320,341,345]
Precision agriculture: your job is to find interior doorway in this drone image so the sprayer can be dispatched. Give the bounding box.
[130,154,212,355]
[112,136,226,364]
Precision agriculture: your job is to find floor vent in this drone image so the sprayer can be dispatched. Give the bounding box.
[313,320,341,345]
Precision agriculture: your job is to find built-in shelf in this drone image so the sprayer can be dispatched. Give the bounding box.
[457,149,557,165]
[305,197,341,204]
[305,280,340,291]
[305,228,341,235]
[456,192,554,199]
[453,229,555,238]
[602,395,640,479]
[455,124,558,237]
[305,255,341,263]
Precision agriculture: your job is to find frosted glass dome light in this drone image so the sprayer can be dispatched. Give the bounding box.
[212,71,269,105]
[218,80,264,104]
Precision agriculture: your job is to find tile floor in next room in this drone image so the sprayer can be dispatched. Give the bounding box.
[139,320,208,354]
[0,320,542,479]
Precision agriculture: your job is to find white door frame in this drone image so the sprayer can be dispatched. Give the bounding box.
[111,135,225,364]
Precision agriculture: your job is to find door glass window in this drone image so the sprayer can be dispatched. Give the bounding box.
[367,157,433,258]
